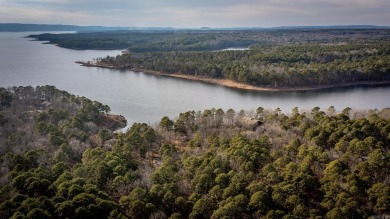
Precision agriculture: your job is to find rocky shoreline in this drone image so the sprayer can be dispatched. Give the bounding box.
[99,114,127,131]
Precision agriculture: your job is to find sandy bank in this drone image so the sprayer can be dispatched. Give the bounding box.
[76,61,390,92]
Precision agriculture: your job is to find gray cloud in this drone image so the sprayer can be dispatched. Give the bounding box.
[1,0,389,27]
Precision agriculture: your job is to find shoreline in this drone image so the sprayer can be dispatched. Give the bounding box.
[76,61,390,92]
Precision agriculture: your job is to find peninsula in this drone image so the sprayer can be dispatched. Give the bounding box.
[31,28,390,91]
[76,61,390,92]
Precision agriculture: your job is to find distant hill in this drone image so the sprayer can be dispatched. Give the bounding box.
[210,25,390,30]
[2,23,389,32]
[0,23,128,32]
[270,25,390,30]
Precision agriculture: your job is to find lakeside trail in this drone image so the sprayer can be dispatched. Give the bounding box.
[76,61,390,92]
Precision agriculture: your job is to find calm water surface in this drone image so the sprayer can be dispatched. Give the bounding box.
[1,32,389,126]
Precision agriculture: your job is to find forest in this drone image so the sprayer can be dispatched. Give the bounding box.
[29,28,390,88]
[28,28,390,51]
[98,41,390,87]
[0,86,389,218]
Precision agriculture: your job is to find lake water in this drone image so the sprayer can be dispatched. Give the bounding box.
[1,32,389,126]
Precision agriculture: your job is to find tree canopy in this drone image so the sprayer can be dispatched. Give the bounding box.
[0,86,389,218]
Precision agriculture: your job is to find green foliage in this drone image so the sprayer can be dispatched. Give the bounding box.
[1,86,390,218]
[0,88,12,109]
[96,32,390,88]
[119,187,155,218]
[6,132,24,147]
[160,116,174,131]
[98,128,111,141]
[26,208,51,219]
[368,183,390,214]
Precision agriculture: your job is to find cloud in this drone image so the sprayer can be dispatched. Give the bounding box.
[0,0,389,27]
[0,5,92,25]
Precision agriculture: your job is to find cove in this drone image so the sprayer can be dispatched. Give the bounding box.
[1,32,389,126]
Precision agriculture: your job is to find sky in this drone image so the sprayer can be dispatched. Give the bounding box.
[0,0,389,28]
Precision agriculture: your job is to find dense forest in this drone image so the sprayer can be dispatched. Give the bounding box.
[1,86,389,218]
[29,29,390,88]
[98,41,390,87]
[29,29,390,51]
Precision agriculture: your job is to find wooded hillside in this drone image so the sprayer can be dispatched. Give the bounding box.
[99,41,390,87]
[30,29,390,88]
[1,86,389,218]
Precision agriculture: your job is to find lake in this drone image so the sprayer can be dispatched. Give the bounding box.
[1,32,389,126]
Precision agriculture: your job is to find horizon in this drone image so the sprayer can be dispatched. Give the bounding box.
[2,22,389,30]
[0,0,389,28]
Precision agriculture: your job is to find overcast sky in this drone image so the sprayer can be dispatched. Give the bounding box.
[0,0,389,27]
